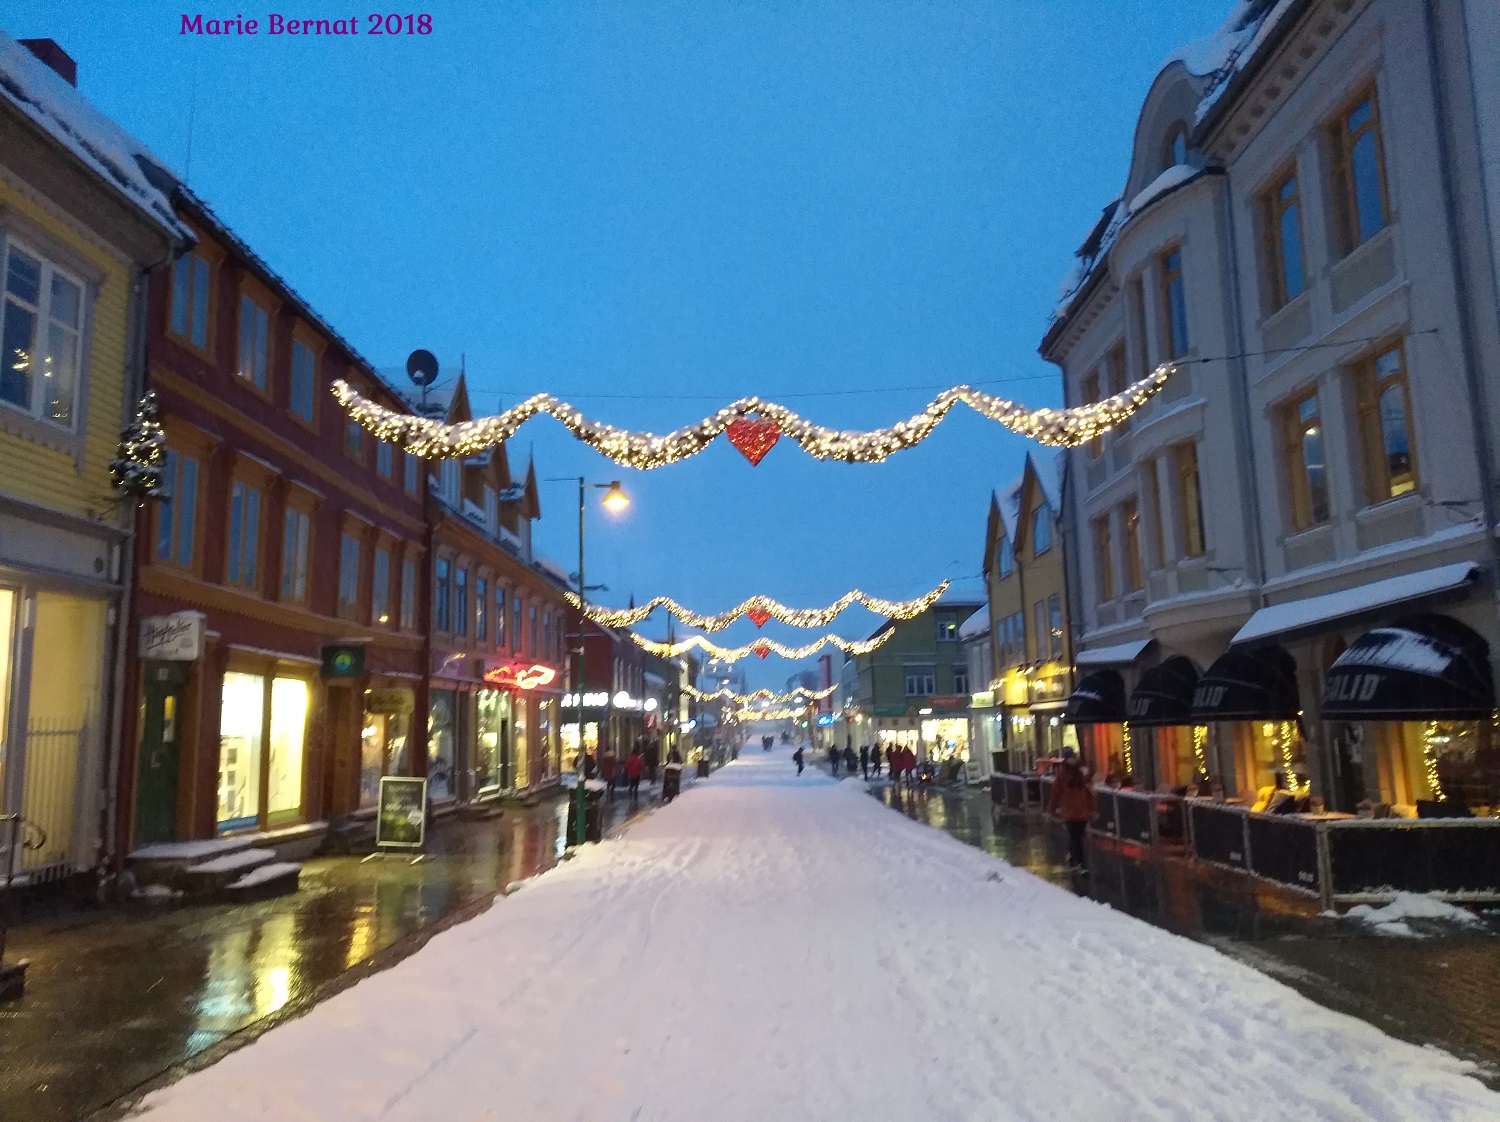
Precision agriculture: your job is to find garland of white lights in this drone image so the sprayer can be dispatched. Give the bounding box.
[331,364,1176,467]
[736,706,810,722]
[629,630,893,662]
[566,581,949,632]
[684,683,837,703]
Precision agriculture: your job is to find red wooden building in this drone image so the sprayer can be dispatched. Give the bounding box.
[118,190,430,855]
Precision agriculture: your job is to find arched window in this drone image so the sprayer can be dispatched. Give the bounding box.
[1163,123,1188,170]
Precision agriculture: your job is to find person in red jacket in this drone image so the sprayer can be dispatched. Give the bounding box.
[1049,754,1097,871]
[624,747,646,800]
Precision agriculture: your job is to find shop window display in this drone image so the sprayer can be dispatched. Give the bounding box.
[428,689,456,799]
[360,689,413,809]
[513,700,529,789]
[475,689,511,791]
[218,672,265,832]
[266,678,309,823]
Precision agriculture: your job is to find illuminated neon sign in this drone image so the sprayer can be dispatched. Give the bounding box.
[484,662,558,691]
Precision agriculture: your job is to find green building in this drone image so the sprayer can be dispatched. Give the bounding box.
[841,598,985,762]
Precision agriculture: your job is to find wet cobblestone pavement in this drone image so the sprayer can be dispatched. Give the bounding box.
[874,781,1500,1086]
[0,785,668,1122]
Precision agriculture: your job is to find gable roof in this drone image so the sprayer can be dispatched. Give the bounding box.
[1028,449,1064,517]
[0,32,190,241]
[982,477,1024,578]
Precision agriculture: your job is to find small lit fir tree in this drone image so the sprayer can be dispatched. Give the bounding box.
[110,390,167,503]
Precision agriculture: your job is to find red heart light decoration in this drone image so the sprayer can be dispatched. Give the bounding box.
[746,607,772,628]
[726,417,781,466]
[753,641,772,659]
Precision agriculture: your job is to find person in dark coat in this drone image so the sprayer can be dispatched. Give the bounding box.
[624,747,645,800]
[843,745,857,776]
[793,746,805,776]
[859,744,870,779]
[643,738,660,785]
[828,745,841,776]
[868,744,882,778]
[1049,756,1097,870]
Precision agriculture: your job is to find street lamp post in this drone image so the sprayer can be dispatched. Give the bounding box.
[562,477,628,847]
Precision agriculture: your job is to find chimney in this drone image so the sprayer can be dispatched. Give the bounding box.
[19,39,77,87]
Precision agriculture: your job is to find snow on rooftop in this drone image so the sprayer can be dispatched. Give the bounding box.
[994,478,1024,542]
[1336,628,1458,678]
[1232,562,1480,646]
[1049,1,1292,332]
[535,556,571,585]
[1028,450,1063,516]
[1127,164,1205,215]
[958,607,990,640]
[0,33,189,241]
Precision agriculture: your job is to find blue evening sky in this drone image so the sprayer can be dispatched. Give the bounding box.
[7,1,1228,687]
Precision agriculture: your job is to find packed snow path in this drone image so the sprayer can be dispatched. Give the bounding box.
[137,749,1500,1121]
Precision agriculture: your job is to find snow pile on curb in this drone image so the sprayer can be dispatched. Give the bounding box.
[1344,892,1484,936]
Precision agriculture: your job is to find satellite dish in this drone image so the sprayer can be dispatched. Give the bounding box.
[406,349,439,387]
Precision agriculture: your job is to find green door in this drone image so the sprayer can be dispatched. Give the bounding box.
[135,662,189,846]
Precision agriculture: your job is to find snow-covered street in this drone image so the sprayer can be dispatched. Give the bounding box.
[135,748,1500,1122]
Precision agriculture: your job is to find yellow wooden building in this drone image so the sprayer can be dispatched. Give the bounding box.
[0,36,186,881]
[980,450,1077,771]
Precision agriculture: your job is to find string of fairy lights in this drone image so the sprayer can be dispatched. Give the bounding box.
[629,630,893,662]
[566,581,949,632]
[331,363,1175,466]
[735,705,811,722]
[683,683,838,704]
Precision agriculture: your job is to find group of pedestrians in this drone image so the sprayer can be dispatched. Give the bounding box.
[819,742,921,783]
[592,737,667,801]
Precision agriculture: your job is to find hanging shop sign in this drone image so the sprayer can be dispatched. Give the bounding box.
[321,643,366,679]
[364,688,415,716]
[375,776,428,850]
[484,661,557,691]
[139,611,205,661]
[816,714,835,727]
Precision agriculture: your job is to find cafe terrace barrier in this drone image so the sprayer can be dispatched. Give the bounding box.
[989,773,1044,812]
[1188,802,1500,909]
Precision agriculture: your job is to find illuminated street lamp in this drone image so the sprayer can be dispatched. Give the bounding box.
[547,476,630,847]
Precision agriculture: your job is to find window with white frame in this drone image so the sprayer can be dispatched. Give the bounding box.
[290,339,316,422]
[280,507,310,602]
[904,664,936,696]
[237,294,269,390]
[226,481,262,589]
[952,664,969,695]
[155,448,200,567]
[400,556,416,630]
[372,547,391,625]
[1,241,85,428]
[338,533,361,619]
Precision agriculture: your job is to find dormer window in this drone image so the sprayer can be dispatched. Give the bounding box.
[1164,123,1188,170]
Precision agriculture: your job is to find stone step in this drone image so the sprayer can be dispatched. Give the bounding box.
[217,861,301,904]
[178,847,278,894]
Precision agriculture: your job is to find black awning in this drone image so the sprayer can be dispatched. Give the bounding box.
[1322,614,1495,721]
[1063,669,1125,725]
[1192,645,1300,722]
[1125,656,1200,727]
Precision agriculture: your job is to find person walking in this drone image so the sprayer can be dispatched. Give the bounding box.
[624,746,645,800]
[828,745,841,776]
[900,746,917,786]
[1049,754,1097,871]
[868,744,881,778]
[644,738,660,786]
[842,745,857,777]
[599,744,620,800]
[859,744,870,779]
[793,746,805,776]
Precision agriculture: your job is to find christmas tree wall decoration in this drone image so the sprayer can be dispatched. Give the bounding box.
[110,390,168,503]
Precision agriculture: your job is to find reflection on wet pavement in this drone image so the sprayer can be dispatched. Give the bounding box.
[0,789,655,1122]
[876,782,1500,1083]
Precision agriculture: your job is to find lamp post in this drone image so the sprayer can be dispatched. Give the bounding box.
[556,477,628,847]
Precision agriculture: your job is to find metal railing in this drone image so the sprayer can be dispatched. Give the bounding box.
[16,718,94,883]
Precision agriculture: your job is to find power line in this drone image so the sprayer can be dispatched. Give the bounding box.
[450,329,1440,406]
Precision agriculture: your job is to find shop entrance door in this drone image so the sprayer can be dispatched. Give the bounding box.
[136,661,190,845]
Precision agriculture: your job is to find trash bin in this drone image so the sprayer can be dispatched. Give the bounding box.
[565,781,605,844]
[661,764,683,803]
[696,757,711,778]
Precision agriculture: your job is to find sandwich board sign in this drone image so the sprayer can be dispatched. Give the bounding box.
[367,776,428,864]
